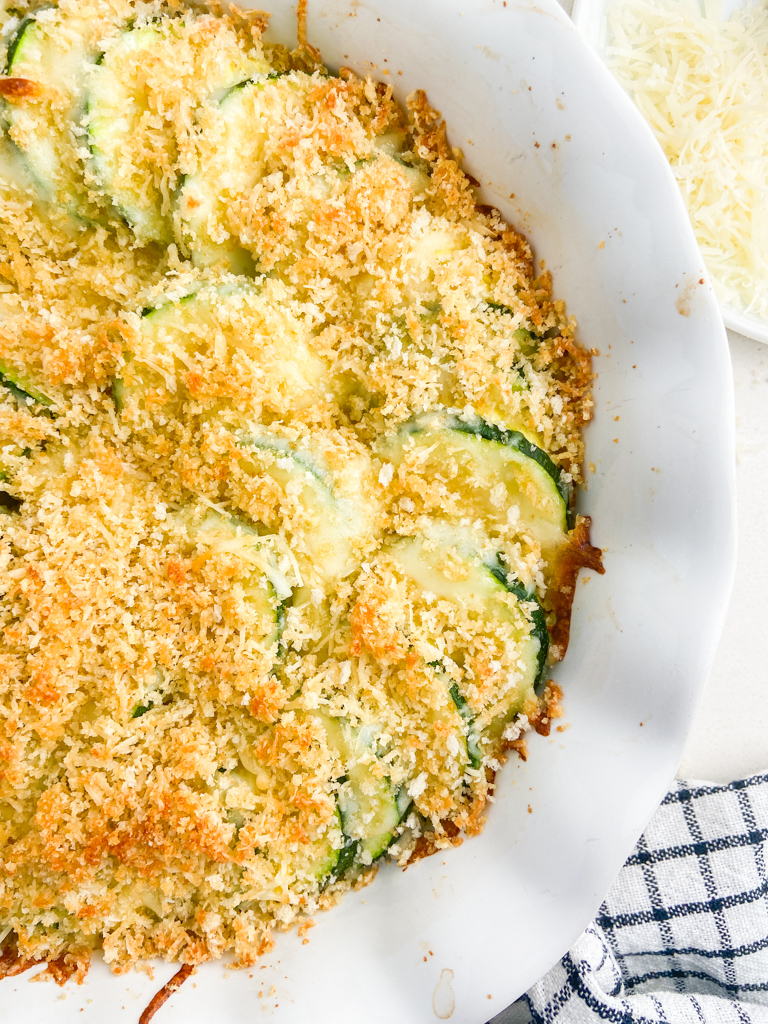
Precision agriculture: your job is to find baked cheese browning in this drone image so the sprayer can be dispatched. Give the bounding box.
[0,450,352,968]
[0,0,600,978]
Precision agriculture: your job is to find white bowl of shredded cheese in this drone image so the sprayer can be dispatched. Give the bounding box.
[1,0,736,1021]
[573,0,768,343]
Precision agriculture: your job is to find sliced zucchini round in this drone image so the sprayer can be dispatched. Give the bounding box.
[419,656,484,774]
[398,220,471,305]
[457,414,571,533]
[373,130,431,196]
[172,503,285,650]
[484,555,549,692]
[177,70,373,271]
[114,282,329,425]
[382,412,572,559]
[464,305,549,442]
[166,503,290,688]
[0,364,54,493]
[84,18,268,244]
[176,73,295,271]
[213,761,345,893]
[84,24,176,243]
[320,715,408,866]
[377,526,545,759]
[3,7,94,215]
[233,431,373,586]
[386,529,542,668]
[0,134,42,203]
[309,807,349,883]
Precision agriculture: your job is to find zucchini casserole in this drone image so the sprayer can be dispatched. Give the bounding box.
[0,0,602,982]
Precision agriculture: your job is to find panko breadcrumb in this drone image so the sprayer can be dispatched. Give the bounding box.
[0,0,601,984]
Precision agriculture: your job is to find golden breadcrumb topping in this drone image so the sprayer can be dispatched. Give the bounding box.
[0,0,598,980]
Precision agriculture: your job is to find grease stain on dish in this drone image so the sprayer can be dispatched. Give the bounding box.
[675,274,706,318]
[478,43,502,61]
[433,968,456,1019]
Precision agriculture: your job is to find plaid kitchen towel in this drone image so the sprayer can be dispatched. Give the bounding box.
[496,773,768,1024]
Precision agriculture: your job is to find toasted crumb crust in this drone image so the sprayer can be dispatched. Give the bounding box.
[0,0,598,976]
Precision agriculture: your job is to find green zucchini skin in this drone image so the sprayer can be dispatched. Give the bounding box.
[445,416,572,526]
[0,362,53,408]
[0,491,22,513]
[485,557,550,694]
[236,431,326,484]
[234,431,370,586]
[483,302,540,342]
[319,715,409,873]
[5,14,37,71]
[3,6,101,219]
[337,773,402,863]
[329,783,409,881]
[333,836,359,878]
[3,7,57,75]
[0,363,55,497]
[1,374,40,407]
[448,684,482,768]
[386,528,544,767]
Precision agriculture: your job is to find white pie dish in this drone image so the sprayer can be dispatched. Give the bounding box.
[3,0,736,1022]
[572,0,768,345]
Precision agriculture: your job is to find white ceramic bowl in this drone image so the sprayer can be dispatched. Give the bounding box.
[572,0,768,345]
[5,1,736,1021]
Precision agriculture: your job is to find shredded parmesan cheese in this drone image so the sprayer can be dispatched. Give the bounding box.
[606,0,768,319]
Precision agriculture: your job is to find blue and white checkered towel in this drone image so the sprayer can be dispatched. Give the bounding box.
[496,773,768,1024]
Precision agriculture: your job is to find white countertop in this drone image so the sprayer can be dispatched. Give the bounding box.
[678,331,768,783]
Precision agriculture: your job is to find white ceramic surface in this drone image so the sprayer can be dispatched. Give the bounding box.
[721,308,768,349]
[572,0,768,345]
[3,0,736,1021]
